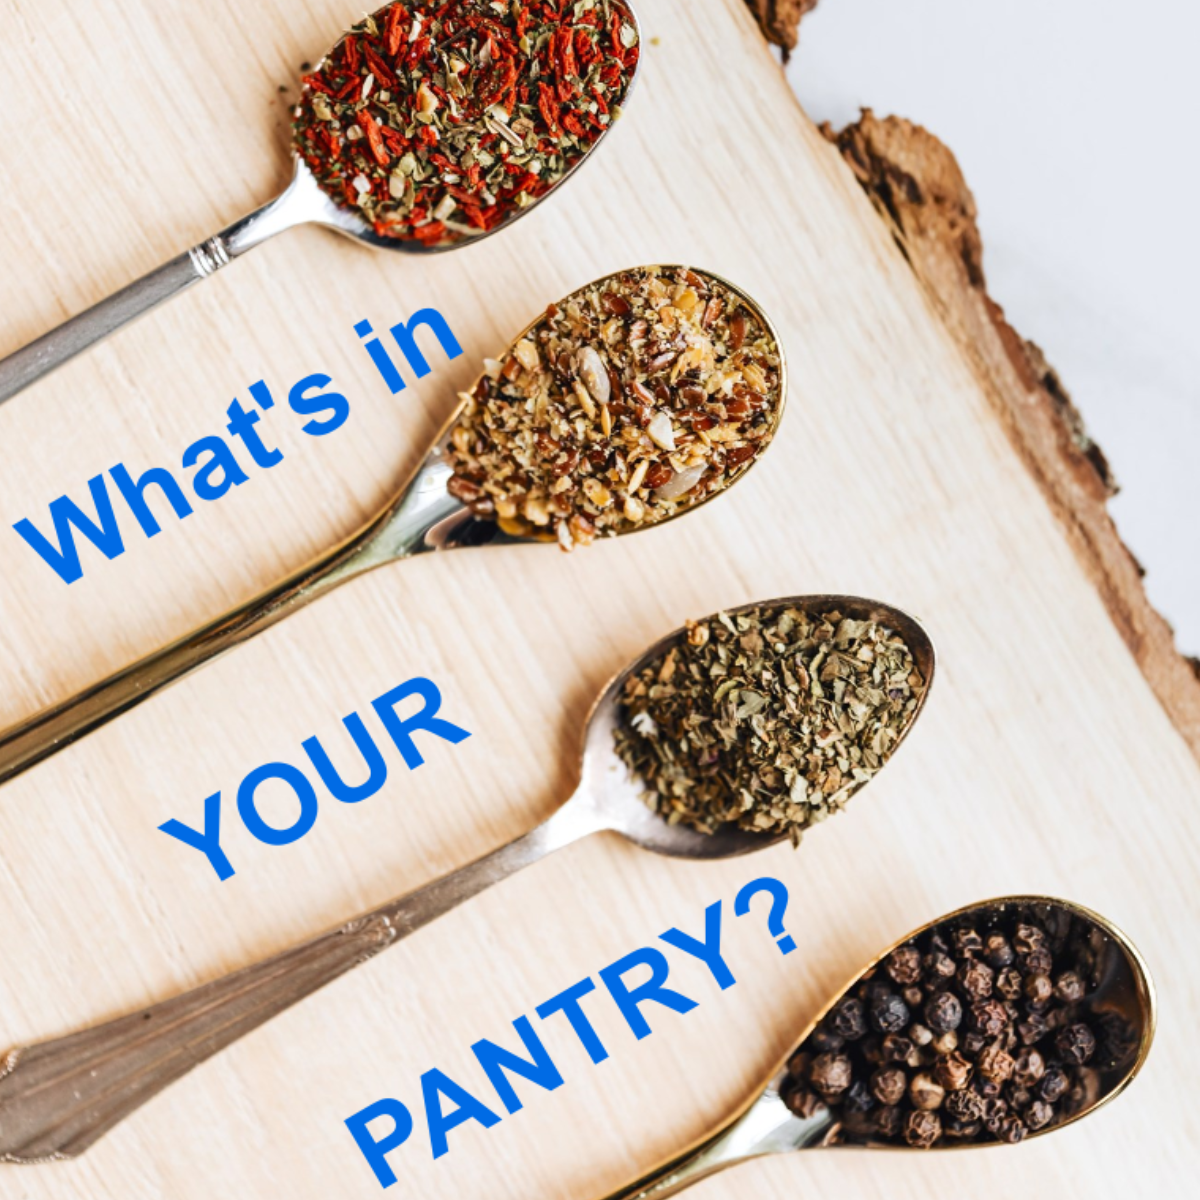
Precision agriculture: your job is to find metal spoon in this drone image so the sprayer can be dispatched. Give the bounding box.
[0,594,933,1161]
[599,896,1155,1200]
[0,263,784,788]
[0,1,642,409]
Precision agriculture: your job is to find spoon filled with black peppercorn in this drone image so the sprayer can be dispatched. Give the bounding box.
[597,897,1155,1200]
[0,595,930,1161]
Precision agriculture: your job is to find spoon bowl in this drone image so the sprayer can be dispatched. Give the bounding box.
[601,896,1155,1199]
[574,594,935,860]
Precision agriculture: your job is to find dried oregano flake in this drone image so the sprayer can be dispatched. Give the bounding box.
[614,606,925,842]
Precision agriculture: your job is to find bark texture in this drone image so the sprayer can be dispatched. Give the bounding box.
[743,0,819,53]
[822,110,1200,759]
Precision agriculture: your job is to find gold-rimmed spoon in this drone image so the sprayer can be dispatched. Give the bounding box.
[599,896,1155,1200]
[0,594,932,1161]
[0,1,643,408]
[0,263,786,786]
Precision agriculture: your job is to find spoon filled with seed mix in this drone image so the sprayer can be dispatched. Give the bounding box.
[0,264,786,785]
[0,595,931,1160]
[598,897,1155,1199]
[0,0,642,407]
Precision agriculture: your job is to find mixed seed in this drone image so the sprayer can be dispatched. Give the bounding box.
[446,266,784,550]
[614,606,924,842]
[292,0,638,244]
[782,904,1141,1148]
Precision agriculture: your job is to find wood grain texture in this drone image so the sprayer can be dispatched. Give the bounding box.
[823,109,1200,763]
[0,1,1196,1198]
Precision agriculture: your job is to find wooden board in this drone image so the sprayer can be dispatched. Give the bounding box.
[0,1,1195,1197]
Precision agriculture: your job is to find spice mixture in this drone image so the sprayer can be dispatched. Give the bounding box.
[613,606,923,841]
[446,266,783,550]
[781,904,1141,1148]
[293,0,639,244]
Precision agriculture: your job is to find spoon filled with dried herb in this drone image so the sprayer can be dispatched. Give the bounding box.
[0,263,786,785]
[0,595,930,1161]
[598,897,1155,1199]
[0,0,642,407]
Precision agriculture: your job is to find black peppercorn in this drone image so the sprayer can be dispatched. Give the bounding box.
[958,959,995,1001]
[946,1088,986,1123]
[870,1066,907,1107]
[973,1076,1002,1100]
[1024,947,1054,976]
[1024,973,1054,1008]
[1017,1013,1049,1046]
[931,1030,959,1056]
[953,928,984,958]
[870,992,911,1034]
[923,949,957,982]
[1056,1023,1096,1065]
[1013,923,1047,957]
[943,1118,982,1140]
[902,985,924,1009]
[904,1109,942,1148]
[844,1079,875,1113]
[809,1027,845,1055]
[882,1034,914,1063]
[908,1022,934,1047]
[1054,970,1087,1003]
[828,997,868,1041]
[784,1087,826,1120]
[962,1031,988,1056]
[885,945,923,986]
[1007,1084,1033,1110]
[1012,1047,1046,1087]
[934,1051,973,1092]
[1025,1099,1055,1131]
[977,1042,1015,1083]
[996,966,1023,1001]
[909,1073,946,1111]
[981,1097,1007,1133]
[924,990,963,1034]
[874,1105,904,1139]
[810,1052,853,1097]
[984,933,1015,969]
[1038,1064,1070,1103]
[999,1115,1027,1144]
[970,998,1010,1037]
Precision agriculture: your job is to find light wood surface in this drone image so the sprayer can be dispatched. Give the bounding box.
[0,1,1195,1197]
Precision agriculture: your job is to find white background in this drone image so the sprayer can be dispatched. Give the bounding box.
[787,0,1200,653]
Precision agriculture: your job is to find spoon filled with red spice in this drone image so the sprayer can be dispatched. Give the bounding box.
[0,0,642,408]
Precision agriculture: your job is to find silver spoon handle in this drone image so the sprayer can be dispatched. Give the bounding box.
[0,533,366,787]
[599,1094,829,1200]
[0,199,288,410]
[0,807,591,1162]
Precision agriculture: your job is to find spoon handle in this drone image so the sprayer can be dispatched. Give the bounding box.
[0,806,591,1162]
[597,1092,829,1200]
[0,532,367,787]
[0,190,302,410]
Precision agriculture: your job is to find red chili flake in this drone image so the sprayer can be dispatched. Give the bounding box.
[364,44,397,87]
[384,4,407,56]
[357,109,390,166]
[293,0,637,245]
